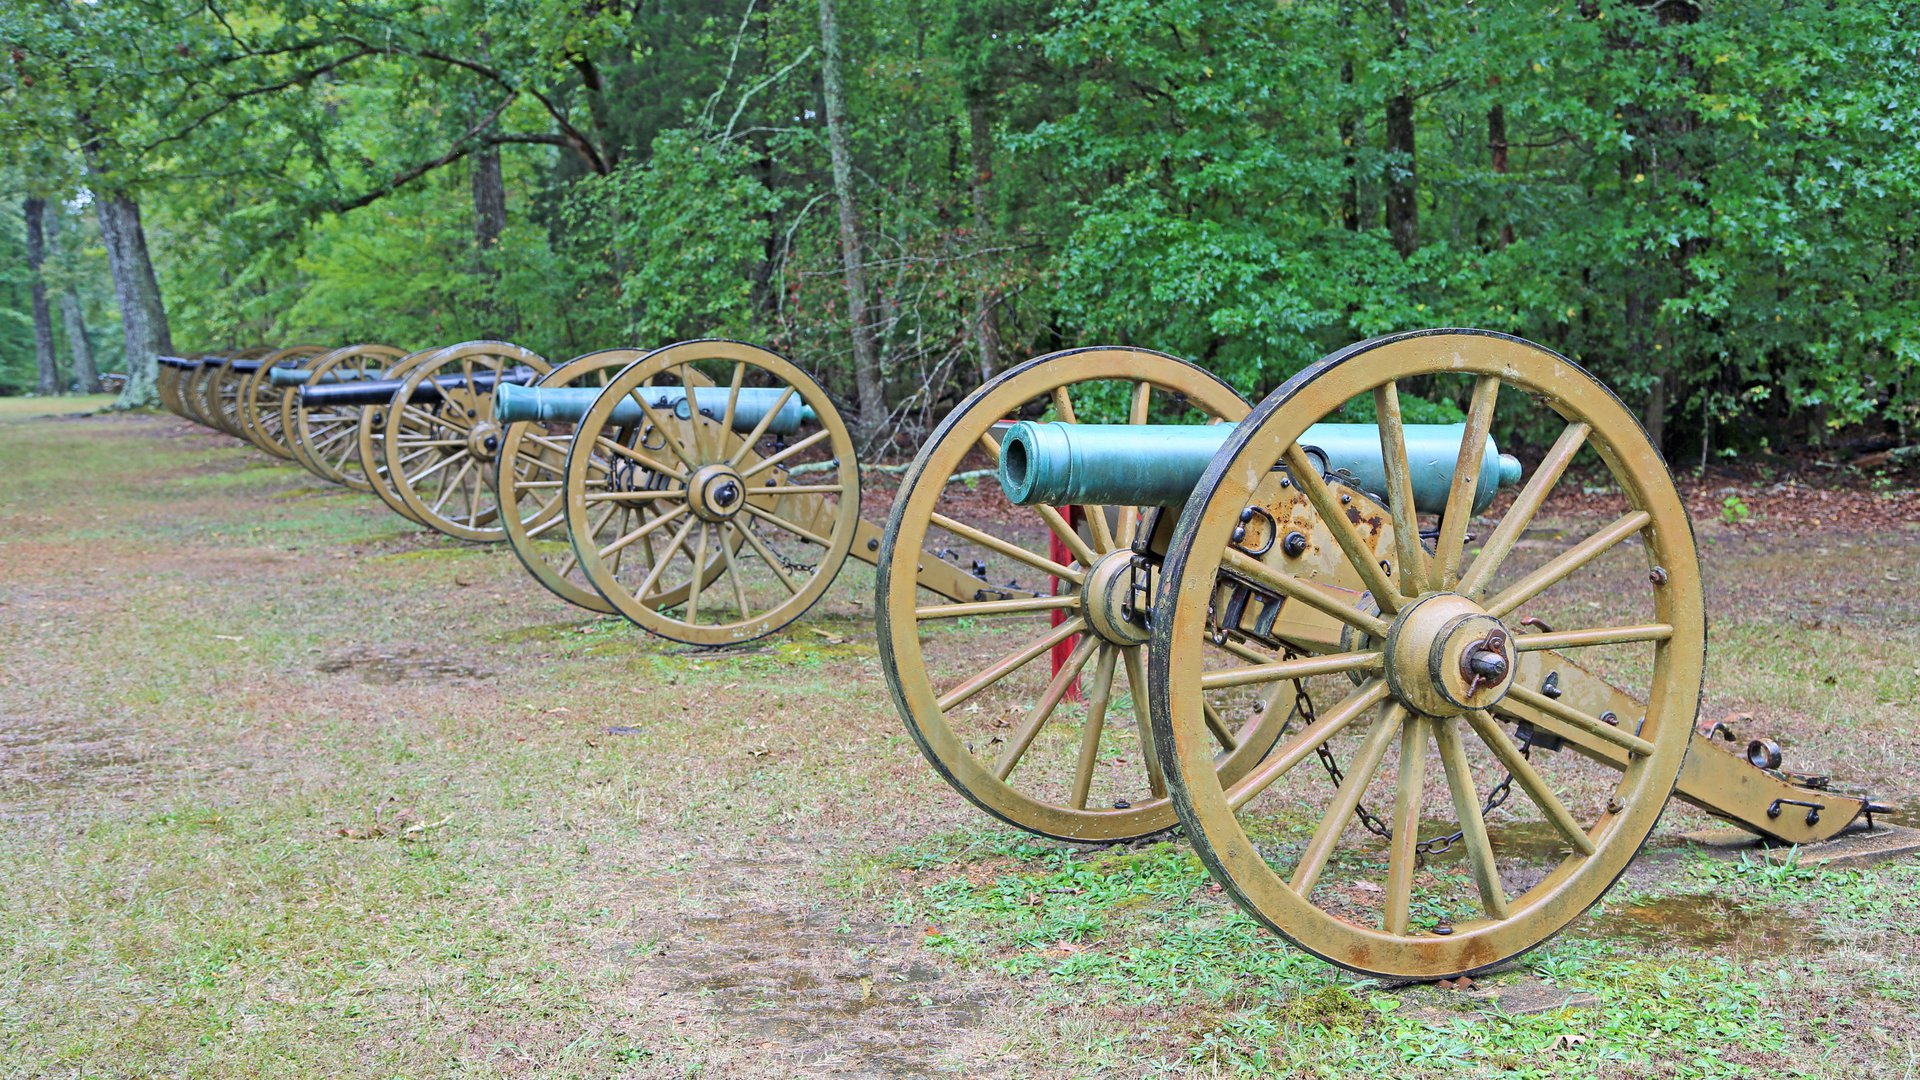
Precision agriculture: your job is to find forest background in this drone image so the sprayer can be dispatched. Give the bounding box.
[1,0,1915,460]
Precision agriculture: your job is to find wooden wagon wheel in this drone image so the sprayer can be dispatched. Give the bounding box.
[283,345,408,488]
[353,348,448,527]
[562,340,860,645]
[878,347,1301,843]
[193,354,237,434]
[180,355,223,428]
[207,347,274,437]
[379,341,552,541]
[156,360,185,418]
[237,345,329,458]
[498,349,729,613]
[1149,329,1704,980]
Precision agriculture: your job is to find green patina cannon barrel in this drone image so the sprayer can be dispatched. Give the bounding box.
[998,421,1522,514]
[493,383,817,436]
[298,367,538,407]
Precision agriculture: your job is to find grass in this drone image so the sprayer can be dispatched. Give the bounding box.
[0,409,1916,1077]
[0,393,118,422]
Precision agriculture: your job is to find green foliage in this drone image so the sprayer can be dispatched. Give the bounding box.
[562,130,776,345]
[0,0,1914,450]
[1720,494,1751,525]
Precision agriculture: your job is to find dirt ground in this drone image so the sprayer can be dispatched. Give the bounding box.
[3,403,1920,1079]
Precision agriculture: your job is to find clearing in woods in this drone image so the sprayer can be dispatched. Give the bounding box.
[2,405,1919,1078]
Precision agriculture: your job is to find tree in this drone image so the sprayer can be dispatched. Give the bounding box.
[23,196,58,394]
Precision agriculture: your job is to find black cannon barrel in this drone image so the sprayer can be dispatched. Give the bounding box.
[157,356,203,370]
[229,359,265,374]
[298,366,539,408]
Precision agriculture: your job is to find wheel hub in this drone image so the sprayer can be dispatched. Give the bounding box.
[1383,592,1517,716]
[688,462,746,522]
[1082,549,1152,646]
[467,420,502,462]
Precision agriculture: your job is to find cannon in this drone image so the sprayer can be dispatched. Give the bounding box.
[354,341,554,541]
[278,344,410,490]
[874,331,1890,981]
[486,339,1046,645]
[155,356,199,419]
[231,346,330,459]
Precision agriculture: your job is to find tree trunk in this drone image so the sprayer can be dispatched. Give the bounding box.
[91,190,170,408]
[44,204,99,390]
[1340,57,1359,232]
[473,145,506,250]
[965,90,1002,383]
[24,197,60,395]
[1384,0,1418,257]
[816,0,885,441]
[1487,103,1513,248]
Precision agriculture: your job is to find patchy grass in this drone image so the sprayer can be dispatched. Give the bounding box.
[0,409,1916,1077]
[0,393,117,421]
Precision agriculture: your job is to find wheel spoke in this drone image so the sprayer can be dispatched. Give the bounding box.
[599,503,688,560]
[1203,699,1238,752]
[627,387,698,471]
[431,460,474,515]
[1199,649,1384,691]
[1121,646,1166,800]
[1457,421,1590,599]
[583,489,680,503]
[718,522,753,620]
[1433,375,1501,590]
[915,594,1080,621]
[1382,714,1431,936]
[726,385,798,468]
[930,512,1083,585]
[1226,679,1389,812]
[1290,702,1403,897]
[737,522,803,596]
[994,634,1100,780]
[1434,718,1510,920]
[601,433,685,481]
[744,483,843,496]
[557,503,618,576]
[1070,646,1121,809]
[1484,510,1652,618]
[1222,549,1388,639]
[1513,623,1673,651]
[1502,683,1655,757]
[411,448,471,484]
[1281,443,1402,614]
[684,523,710,625]
[1463,710,1595,856]
[742,502,833,548]
[1373,381,1431,597]
[740,427,832,479]
[935,617,1086,713]
[633,515,697,603]
[718,361,747,438]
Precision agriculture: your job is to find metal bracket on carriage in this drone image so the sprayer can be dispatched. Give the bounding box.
[1508,661,1885,846]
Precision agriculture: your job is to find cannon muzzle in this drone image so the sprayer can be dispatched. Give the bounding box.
[493,384,817,436]
[299,367,538,408]
[999,421,1522,514]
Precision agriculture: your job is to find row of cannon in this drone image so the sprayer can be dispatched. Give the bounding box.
[156,331,1885,981]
